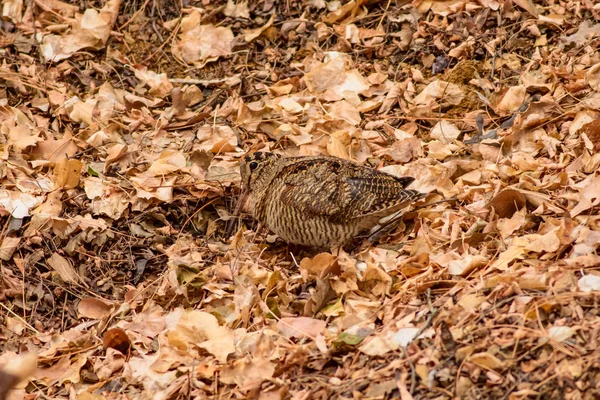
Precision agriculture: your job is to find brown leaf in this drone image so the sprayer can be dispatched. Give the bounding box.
[430,120,461,144]
[299,252,338,278]
[578,118,600,152]
[322,0,357,24]
[495,85,526,114]
[172,16,234,67]
[47,252,84,286]
[468,352,506,370]
[30,131,78,163]
[103,328,131,354]
[486,189,526,218]
[103,143,129,173]
[413,80,464,107]
[277,317,327,339]
[0,352,37,399]
[0,236,20,261]
[571,174,600,217]
[511,0,538,17]
[220,356,275,391]
[243,12,275,42]
[447,255,487,276]
[53,157,83,189]
[167,309,236,363]
[78,297,114,319]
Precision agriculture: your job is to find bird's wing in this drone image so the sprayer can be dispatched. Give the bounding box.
[277,159,348,219]
[344,173,420,219]
[277,157,420,222]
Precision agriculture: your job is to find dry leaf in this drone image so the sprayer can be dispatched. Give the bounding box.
[578,274,600,292]
[447,255,487,276]
[486,189,526,218]
[220,357,275,391]
[277,317,327,339]
[172,18,234,67]
[413,80,464,106]
[167,309,235,363]
[430,120,461,144]
[0,190,43,218]
[54,157,83,189]
[47,252,83,285]
[78,297,114,319]
[468,352,505,370]
[0,236,20,261]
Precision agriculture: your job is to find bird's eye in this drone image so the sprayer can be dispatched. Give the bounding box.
[249,161,259,170]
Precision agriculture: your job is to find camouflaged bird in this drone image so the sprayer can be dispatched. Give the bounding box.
[239,152,424,248]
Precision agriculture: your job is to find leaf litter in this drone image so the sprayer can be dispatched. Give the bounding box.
[0,0,600,399]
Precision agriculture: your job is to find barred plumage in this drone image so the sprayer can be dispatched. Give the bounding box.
[239,152,423,248]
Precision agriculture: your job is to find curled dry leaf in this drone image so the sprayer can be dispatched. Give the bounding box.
[243,13,275,42]
[40,1,118,62]
[30,132,78,164]
[103,328,131,354]
[104,143,129,173]
[5,120,42,152]
[548,326,575,343]
[495,85,526,114]
[359,326,433,356]
[299,252,338,278]
[458,293,485,312]
[496,208,527,239]
[570,174,600,217]
[486,189,527,218]
[195,125,238,154]
[447,254,488,276]
[133,67,174,98]
[147,150,187,176]
[413,80,464,107]
[303,56,370,101]
[512,0,538,17]
[585,62,600,92]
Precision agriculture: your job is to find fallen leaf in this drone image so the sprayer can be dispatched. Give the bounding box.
[54,157,83,189]
[167,309,235,363]
[277,317,327,339]
[468,352,505,370]
[430,120,461,144]
[220,356,275,391]
[548,326,575,342]
[47,253,84,286]
[78,297,114,319]
[578,274,600,292]
[486,189,527,218]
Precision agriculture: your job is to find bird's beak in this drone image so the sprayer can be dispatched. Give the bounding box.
[226,187,249,237]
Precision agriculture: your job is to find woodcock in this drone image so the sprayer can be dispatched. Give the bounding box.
[239,152,424,248]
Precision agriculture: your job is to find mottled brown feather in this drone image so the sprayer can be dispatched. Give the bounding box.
[240,152,424,248]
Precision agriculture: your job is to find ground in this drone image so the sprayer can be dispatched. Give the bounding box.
[0,0,599,399]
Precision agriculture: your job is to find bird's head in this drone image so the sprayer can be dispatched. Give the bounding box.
[239,152,282,193]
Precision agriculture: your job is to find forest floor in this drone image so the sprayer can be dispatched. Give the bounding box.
[1,0,599,399]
